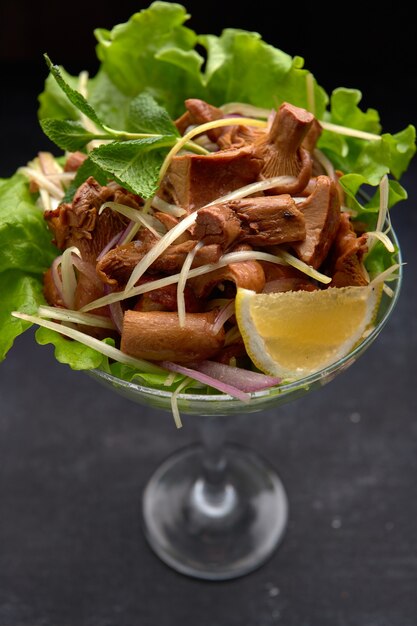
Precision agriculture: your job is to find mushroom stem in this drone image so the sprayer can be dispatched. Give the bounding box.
[121,310,225,363]
[255,102,315,194]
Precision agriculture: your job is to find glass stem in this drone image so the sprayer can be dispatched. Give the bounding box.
[190,417,237,521]
[201,416,227,487]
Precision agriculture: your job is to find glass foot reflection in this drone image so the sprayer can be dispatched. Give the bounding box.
[142,444,288,580]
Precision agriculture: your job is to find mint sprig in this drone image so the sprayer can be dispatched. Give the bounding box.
[42,55,203,198]
[89,136,178,198]
[44,54,106,129]
[40,119,110,152]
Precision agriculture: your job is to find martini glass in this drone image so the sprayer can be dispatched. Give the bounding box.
[89,233,402,581]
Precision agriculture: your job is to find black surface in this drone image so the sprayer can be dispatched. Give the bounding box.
[1,4,417,625]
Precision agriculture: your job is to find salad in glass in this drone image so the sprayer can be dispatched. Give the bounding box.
[1,1,415,424]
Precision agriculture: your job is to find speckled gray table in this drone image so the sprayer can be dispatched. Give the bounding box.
[1,58,416,626]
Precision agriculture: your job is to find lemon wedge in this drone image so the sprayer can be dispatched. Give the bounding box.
[235,285,382,380]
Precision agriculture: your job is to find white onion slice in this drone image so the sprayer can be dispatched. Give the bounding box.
[11,311,163,373]
[177,241,203,327]
[100,201,163,238]
[51,254,64,300]
[151,195,187,217]
[81,248,330,313]
[61,246,81,309]
[37,305,115,329]
[123,175,298,294]
[213,301,235,335]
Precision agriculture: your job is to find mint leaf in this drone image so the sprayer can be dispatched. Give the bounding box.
[38,67,82,121]
[44,54,105,129]
[89,136,174,198]
[128,92,179,136]
[40,118,107,151]
[38,65,132,130]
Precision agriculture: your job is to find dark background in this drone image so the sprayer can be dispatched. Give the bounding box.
[1,2,416,625]
[1,0,416,172]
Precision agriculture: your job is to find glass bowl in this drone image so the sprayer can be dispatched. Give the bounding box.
[88,228,403,580]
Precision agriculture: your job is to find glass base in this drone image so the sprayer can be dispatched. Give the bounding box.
[142,444,288,580]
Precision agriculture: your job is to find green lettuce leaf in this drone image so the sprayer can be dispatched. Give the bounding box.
[2,0,414,377]
[93,3,328,119]
[0,270,46,360]
[319,88,416,185]
[199,29,327,117]
[33,330,190,390]
[88,68,132,129]
[35,326,109,370]
[0,172,57,274]
[38,2,415,195]
[326,88,381,133]
[339,172,408,223]
[0,173,58,361]
[364,242,400,280]
[108,361,185,388]
[356,126,416,182]
[95,2,204,117]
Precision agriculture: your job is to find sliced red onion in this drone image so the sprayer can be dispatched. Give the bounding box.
[96,230,124,261]
[117,219,139,245]
[188,360,281,392]
[104,285,124,334]
[161,361,251,403]
[108,301,124,334]
[96,221,139,262]
[72,256,103,289]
